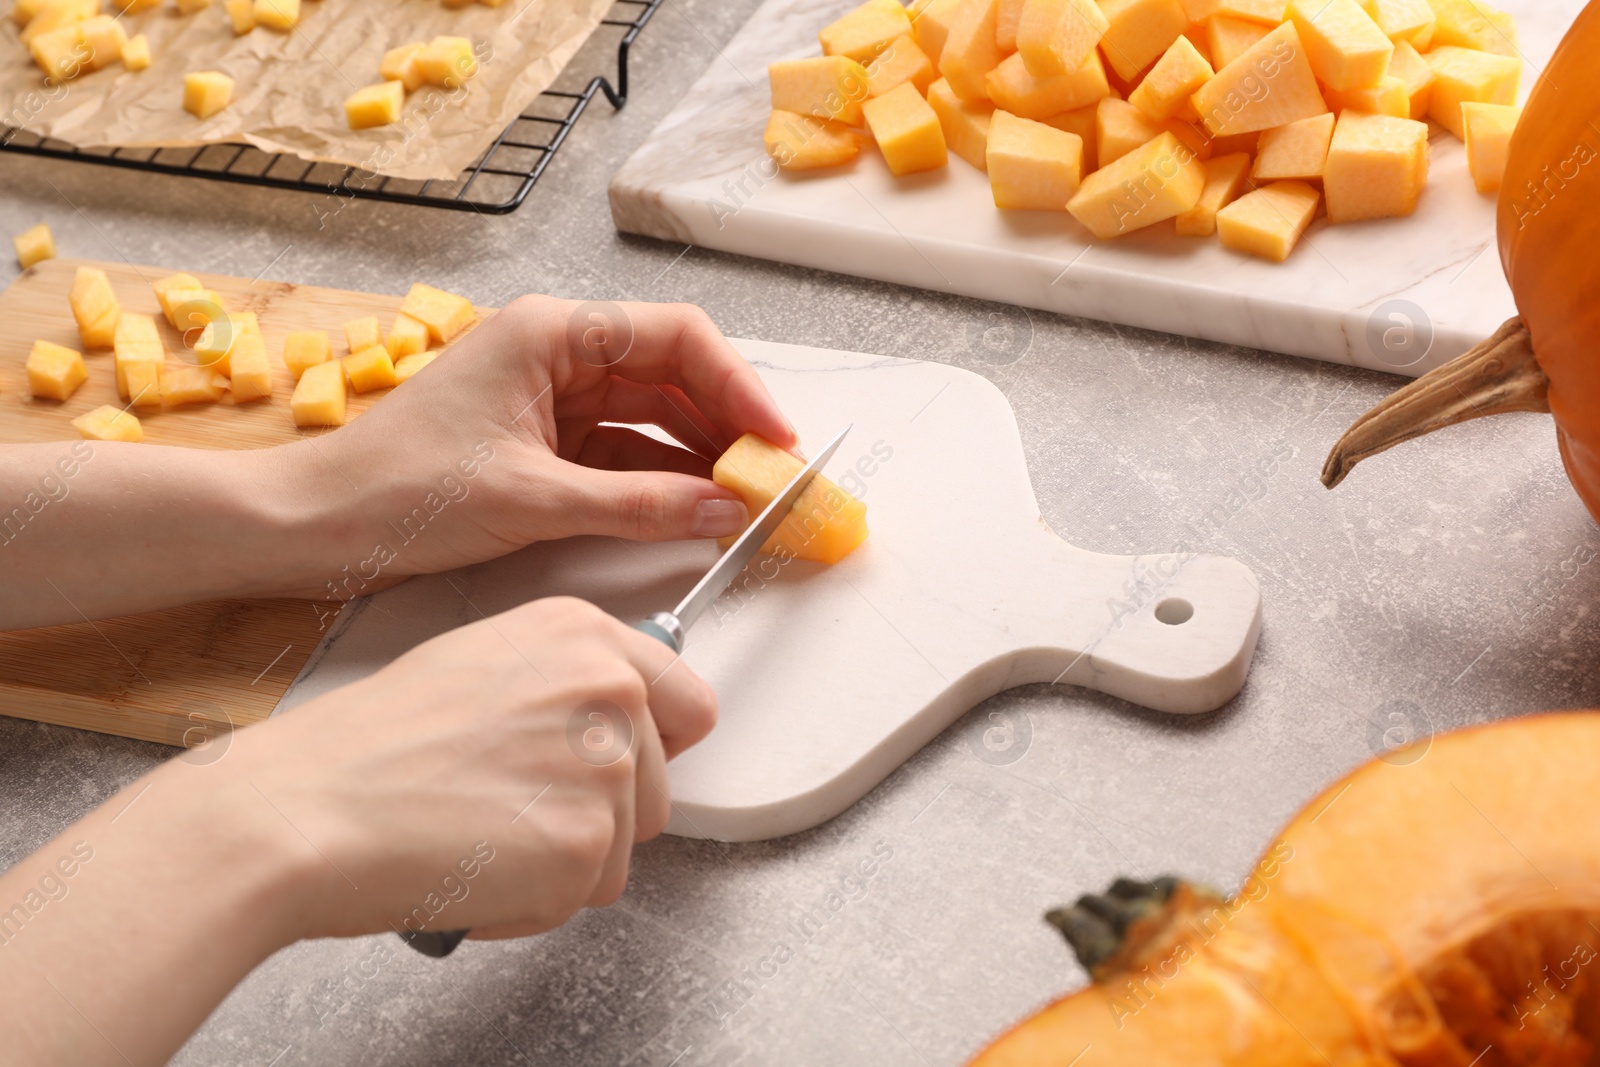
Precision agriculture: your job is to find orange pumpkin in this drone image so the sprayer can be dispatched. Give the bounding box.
[970,712,1600,1066]
[1322,2,1600,516]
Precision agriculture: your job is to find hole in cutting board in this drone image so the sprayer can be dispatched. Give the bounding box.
[1155,599,1194,626]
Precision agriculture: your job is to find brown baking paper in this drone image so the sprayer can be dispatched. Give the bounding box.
[0,0,615,181]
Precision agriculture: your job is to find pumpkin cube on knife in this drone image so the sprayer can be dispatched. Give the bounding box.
[712,434,868,565]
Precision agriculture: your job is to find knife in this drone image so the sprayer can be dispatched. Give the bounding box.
[403,425,852,958]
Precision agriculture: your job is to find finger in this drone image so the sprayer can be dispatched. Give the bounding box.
[569,303,797,451]
[630,708,671,842]
[553,464,749,542]
[606,619,719,760]
[592,379,728,459]
[565,425,714,478]
[587,751,639,908]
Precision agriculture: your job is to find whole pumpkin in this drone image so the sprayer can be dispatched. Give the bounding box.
[1321,0,1600,517]
[969,712,1600,1066]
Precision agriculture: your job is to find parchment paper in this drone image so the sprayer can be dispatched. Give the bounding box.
[1,0,615,180]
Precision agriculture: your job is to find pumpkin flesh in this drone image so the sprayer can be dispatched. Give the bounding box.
[971,713,1600,1066]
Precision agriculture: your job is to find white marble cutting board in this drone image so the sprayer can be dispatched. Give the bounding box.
[609,0,1578,377]
[279,340,1262,842]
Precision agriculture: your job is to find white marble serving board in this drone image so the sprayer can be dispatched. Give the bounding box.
[609,0,1578,377]
[277,341,1262,842]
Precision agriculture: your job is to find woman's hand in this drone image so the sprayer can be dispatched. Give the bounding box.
[0,597,714,1066]
[278,296,799,595]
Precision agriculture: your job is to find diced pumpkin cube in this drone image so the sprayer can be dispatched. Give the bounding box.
[1096,97,1160,167]
[927,77,995,168]
[174,0,211,13]
[384,313,431,360]
[939,0,1003,101]
[161,363,226,407]
[1461,101,1518,194]
[380,42,427,92]
[821,0,913,62]
[1097,0,1189,83]
[234,311,259,337]
[11,0,51,26]
[908,0,963,64]
[1129,35,1213,121]
[986,49,1110,120]
[72,406,143,443]
[1193,23,1328,136]
[1323,109,1428,222]
[253,0,297,31]
[343,315,381,354]
[1205,14,1270,67]
[1183,0,1284,22]
[1360,0,1434,48]
[769,55,872,126]
[1175,151,1252,235]
[165,290,225,346]
[986,110,1083,209]
[1387,40,1434,121]
[1016,0,1110,78]
[1324,75,1409,117]
[1286,0,1392,92]
[1042,103,1099,171]
[866,34,937,96]
[115,0,164,12]
[764,110,863,170]
[225,0,254,33]
[20,0,92,44]
[114,313,163,398]
[1427,0,1516,56]
[192,313,241,370]
[292,359,346,427]
[77,15,126,72]
[863,82,948,175]
[13,223,54,269]
[1216,180,1320,260]
[183,71,234,119]
[399,283,476,345]
[126,359,162,408]
[343,345,398,393]
[418,36,477,89]
[346,81,404,130]
[1067,130,1206,237]
[152,272,202,326]
[121,33,150,71]
[713,434,869,565]
[282,331,331,379]
[1252,111,1334,180]
[1423,46,1519,140]
[394,350,439,384]
[70,266,120,350]
[228,333,273,401]
[29,25,83,81]
[26,340,87,401]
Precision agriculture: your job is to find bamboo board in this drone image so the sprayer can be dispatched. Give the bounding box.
[0,258,487,746]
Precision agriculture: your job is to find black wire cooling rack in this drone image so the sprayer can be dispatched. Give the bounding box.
[0,0,661,214]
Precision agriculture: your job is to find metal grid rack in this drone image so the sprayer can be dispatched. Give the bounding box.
[0,0,661,214]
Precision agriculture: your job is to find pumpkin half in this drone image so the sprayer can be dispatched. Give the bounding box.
[1322,1,1600,519]
[971,712,1600,1067]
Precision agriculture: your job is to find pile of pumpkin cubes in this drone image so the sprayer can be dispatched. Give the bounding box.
[22,258,473,443]
[765,0,1523,262]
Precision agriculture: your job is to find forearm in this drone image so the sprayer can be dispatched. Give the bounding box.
[0,438,354,630]
[0,760,311,1067]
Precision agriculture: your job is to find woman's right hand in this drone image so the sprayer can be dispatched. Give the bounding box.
[188,594,716,943]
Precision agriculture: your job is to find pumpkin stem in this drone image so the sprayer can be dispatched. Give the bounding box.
[1321,317,1550,490]
[1046,877,1226,980]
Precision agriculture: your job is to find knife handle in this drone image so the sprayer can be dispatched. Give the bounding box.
[634,612,683,654]
[401,928,468,958]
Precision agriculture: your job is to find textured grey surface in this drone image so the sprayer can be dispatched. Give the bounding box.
[3,2,1599,1065]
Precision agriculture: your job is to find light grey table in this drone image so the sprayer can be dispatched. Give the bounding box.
[3,4,1597,1064]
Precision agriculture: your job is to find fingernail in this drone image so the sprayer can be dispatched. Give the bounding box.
[691,499,747,538]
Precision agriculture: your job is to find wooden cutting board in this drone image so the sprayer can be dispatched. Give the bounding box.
[0,258,486,746]
[609,0,1578,377]
[281,340,1265,841]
